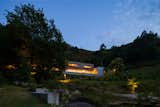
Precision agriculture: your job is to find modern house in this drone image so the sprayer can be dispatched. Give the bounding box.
[64,61,104,77]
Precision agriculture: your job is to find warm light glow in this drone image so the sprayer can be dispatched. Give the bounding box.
[44,67,48,70]
[59,79,72,83]
[64,74,67,79]
[65,68,98,75]
[51,67,60,71]
[32,64,37,69]
[31,72,37,75]
[32,64,37,67]
[128,79,139,93]
[68,63,78,67]
[111,68,116,73]
[5,65,16,70]
[83,65,92,69]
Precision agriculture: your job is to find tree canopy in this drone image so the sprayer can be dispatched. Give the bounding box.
[0,4,66,82]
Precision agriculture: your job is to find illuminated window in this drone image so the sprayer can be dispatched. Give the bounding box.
[65,68,98,75]
[84,65,92,69]
[68,63,78,67]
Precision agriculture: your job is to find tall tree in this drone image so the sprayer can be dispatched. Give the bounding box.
[6,4,50,40]
[5,4,66,82]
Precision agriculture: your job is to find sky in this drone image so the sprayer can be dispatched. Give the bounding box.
[1,0,160,51]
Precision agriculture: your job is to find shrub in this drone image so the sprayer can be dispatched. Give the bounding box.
[103,57,127,81]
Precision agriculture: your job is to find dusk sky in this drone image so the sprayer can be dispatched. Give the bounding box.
[1,0,160,51]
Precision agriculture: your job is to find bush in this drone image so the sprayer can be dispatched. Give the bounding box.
[43,80,60,90]
[107,57,125,74]
[103,57,127,81]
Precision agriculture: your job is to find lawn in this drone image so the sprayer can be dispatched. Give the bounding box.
[0,85,50,107]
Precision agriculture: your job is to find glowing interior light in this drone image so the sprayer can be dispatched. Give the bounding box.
[68,63,78,67]
[84,65,92,69]
[65,68,98,75]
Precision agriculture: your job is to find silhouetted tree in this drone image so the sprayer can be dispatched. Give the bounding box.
[100,43,107,51]
[0,4,67,83]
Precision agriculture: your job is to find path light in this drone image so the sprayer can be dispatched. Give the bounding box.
[5,65,16,70]
[128,78,139,93]
[59,79,72,84]
[31,72,37,75]
[32,64,37,70]
[64,74,67,79]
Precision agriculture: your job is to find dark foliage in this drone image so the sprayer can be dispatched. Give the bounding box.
[0,4,66,83]
[66,31,160,68]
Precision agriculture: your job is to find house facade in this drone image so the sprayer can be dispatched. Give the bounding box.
[64,61,104,77]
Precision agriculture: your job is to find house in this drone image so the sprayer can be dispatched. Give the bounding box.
[64,61,104,77]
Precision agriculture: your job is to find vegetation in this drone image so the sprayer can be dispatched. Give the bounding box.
[0,3,160,107]
[107,57,125,74]
[67,31,160,69]
[0,85,50,107]
[0,4,66,83]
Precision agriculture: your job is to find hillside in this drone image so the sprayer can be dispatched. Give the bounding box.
[66,31,160,68]
[66,45,94,63]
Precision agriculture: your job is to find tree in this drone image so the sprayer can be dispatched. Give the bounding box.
[128,31,159,62]
[0,23,31,65]
[99,43,107,51]
[7,4,49,40]
[6,4,66,66]
[4,4,67,83]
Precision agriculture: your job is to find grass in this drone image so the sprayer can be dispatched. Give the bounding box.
[127,64,160,80]
[0,85,50,107]
[127,64,160,96]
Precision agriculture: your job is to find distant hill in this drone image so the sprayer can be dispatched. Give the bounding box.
[65,44,94,63]
[66,31,160,68]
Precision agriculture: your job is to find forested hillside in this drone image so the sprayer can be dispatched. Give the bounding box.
[66,31,160,68]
